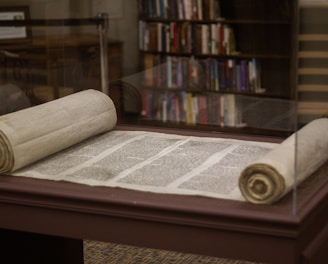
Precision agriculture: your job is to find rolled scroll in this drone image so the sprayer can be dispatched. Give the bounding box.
[239,118,328,204]
[0,89,117,173]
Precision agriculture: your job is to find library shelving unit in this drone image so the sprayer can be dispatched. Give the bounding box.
[135,0,298,136]
[297,1,328,126]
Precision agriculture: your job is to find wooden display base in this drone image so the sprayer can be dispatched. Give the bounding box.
[0,229,83,264]
[0,127,327,264]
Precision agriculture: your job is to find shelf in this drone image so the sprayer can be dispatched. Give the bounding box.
[125,119,292,137]
[298,51,328,58]
[298,85,328,92]
[140,17,290,25]
[298,68,328,75]
[140,50,290,60]
[300,2,328,8]
[299,34,328,41]
[139,85,288,98]
[298,102,328,115]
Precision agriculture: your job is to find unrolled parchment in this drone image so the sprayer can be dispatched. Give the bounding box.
[0,89,117,173]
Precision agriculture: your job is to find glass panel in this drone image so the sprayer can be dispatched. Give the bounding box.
[6,0,328,216]
[118,66,297,134]
[294,0,328,213]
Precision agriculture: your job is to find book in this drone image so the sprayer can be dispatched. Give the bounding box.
[185,92,194,124]
[223,94,236,127]
[197,95,208,125]
[143,53,155,87]
[146,22,159,51]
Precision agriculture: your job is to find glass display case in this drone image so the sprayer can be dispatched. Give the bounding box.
[0,1,327,263]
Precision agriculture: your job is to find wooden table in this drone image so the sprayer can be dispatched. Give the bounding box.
[0,127,327,264]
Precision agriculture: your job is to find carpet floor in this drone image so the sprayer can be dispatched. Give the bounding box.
[83,240,261,264]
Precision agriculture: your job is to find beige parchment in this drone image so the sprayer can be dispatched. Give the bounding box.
[239,118,328,204]
[0,89,117,173]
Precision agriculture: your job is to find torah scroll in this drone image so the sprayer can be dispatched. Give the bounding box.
[239,118,328,204]
[0,89,117,174]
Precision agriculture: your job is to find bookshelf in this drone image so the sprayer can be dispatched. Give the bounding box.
[136,0,298,135]
[297,2,328,126]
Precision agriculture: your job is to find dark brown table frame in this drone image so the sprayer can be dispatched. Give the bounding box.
[0,126,327,264]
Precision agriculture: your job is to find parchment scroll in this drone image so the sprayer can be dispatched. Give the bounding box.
[0,89,117,173]
[239,118,328,204]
